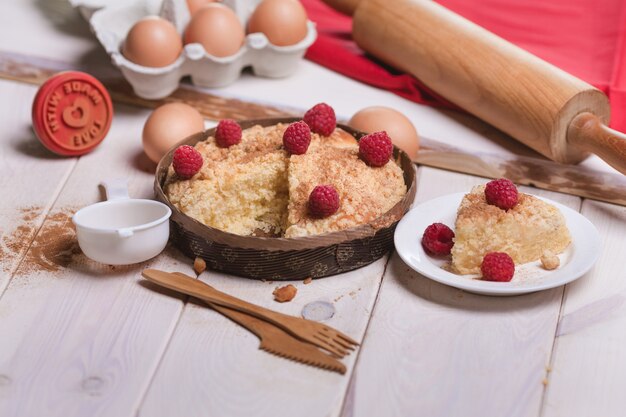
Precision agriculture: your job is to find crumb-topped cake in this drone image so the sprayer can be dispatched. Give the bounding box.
[164,109,406,238]
[285,132,406,237]
[451,184,571,274]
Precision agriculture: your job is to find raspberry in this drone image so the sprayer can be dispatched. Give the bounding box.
[215,119,242,148]
[308,185,340,218]
[172,145,203,179]
[283,121,311,155]
[485,178,518,210]
[481,252,515,282]
[359,131,393,167]
[421,223,455,256]
[303,103,336,136]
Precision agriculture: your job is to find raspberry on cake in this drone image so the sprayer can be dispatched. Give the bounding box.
[359,131,393,167]
[172,145,203,179]
[308,185,340,218]
[283,121,311,155]
[451,185,571,274]
[485,178,518,210]
[215,119,242,148]
[304,103,336,136]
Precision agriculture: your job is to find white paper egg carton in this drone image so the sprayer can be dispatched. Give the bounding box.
[70,0,317,99]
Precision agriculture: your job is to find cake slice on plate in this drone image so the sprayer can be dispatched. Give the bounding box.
[451,185,571,274]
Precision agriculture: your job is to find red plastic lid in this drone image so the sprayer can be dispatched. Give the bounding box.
[31,71,113,156]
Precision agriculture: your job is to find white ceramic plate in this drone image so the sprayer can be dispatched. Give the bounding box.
[394,193,601,296]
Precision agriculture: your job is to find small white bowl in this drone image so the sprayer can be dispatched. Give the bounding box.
[73,179,171,265]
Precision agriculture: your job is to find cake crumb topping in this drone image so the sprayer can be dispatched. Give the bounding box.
[165,124,406,238]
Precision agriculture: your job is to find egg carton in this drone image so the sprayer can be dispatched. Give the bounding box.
[71,0,317,99]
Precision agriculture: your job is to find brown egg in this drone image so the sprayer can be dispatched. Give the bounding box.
[186,0,219,15]
[142,103,205,164]
[349,106,420,159]
[184,4,245,57]
[122,17,183,67]
[248,0,308,46]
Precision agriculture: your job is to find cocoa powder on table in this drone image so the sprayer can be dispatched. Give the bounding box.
[25,210,81,273]
[0,207,81,274]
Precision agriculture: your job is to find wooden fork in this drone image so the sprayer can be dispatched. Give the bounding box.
[171,273,346,374]
[142,269,359,358]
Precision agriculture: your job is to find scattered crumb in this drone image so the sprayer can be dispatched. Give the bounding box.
[440,261,454,273]
[193,257,206,275]
[334,294,345,302]
[542,378,549,386]
[303,277,312,285]
[273,284,297,303]
[545,366,552,372]
[541,251,560,270]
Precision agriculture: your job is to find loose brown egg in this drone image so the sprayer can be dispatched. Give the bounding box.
[247,0,308,46]
[122,17,183,67]
[186,0,219,15]
[349,106,420,159]
[184,4,245,57]
[142,103,205,164]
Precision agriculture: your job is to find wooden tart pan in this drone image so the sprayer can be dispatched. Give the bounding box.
[154,118,417,280]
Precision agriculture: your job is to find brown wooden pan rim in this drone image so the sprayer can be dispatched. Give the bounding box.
[154,118,417,251]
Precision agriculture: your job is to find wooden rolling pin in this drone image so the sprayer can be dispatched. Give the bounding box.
[325,0,626,175]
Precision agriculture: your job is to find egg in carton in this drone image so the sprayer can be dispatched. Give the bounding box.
[79,0,317,99]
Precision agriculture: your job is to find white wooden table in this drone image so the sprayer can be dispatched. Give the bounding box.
[1,2,625,416]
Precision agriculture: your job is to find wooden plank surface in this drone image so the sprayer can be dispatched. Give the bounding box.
[542,200,626,417]
[345,168,581,417]
[0,103,194,417]
[0,80,77,295]
[0,2,625,417]
[139,254,394,417]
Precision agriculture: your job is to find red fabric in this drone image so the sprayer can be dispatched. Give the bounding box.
[301,0,626,132]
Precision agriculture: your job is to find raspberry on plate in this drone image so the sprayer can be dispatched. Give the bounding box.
[485,178,518,210]
[421,222,455,256]
[173,145,203,179]
[308,185,340,218]
[359,131,393,167]
[283,120,311,155]
[303,103,336,136]
[215,119,242,148]
[481,252,515,282]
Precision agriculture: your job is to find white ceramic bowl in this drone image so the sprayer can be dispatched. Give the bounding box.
[73,179,171,265]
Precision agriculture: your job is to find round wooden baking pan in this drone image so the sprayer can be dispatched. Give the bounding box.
[154,118,416,280]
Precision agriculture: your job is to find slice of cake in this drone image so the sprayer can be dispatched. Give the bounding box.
[451,185,571,274]
[284,130,406,237]
[165,125,289,236]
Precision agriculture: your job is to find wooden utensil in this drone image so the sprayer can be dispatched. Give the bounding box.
[416,138,626,206]
[142,269,359,358]
[346,0,626,175]
[170,273,346,374]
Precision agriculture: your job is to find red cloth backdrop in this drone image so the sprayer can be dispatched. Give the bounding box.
[301,0,626,132]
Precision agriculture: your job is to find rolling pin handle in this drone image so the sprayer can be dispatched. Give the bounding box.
[568,113,626,175]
